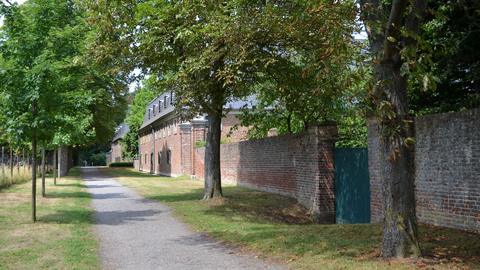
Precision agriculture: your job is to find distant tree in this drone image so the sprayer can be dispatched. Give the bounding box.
[0,0,127,221]
[122,77,158,160]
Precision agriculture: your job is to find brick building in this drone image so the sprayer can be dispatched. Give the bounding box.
[136,92,251,177]
[108,123,130,165]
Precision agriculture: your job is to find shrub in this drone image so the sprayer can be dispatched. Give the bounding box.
[109,162,134,167]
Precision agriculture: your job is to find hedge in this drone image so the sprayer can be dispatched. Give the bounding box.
[109,162,134,167]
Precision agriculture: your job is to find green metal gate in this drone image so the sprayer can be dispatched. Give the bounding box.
[334,148,371,224]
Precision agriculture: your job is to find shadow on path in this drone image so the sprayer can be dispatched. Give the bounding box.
[40,208,162,226]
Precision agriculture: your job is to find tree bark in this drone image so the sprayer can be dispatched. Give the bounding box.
[377,61,420,258]
[41,148,46,197]
[1,146,4,179]
[9,148,13,178]
[32,105,37,223]
[53,149,57,185]
[22,149,25,174]
[360,0,424,258]
[16,150,19,175]
[203,112,223,199]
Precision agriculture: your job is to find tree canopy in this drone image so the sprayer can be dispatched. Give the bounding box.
[0,0,127,149]
[88,0,360,198]
[122,77,159,160]
[0,0,128,221]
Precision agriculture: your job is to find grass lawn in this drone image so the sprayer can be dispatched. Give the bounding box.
[0,168,98,270]
[106,167,480,270]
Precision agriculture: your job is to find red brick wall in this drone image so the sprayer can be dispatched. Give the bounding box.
[221,113,249,142]
[368,108,480,232]
[194,125,337,223]
[138,119,183,176]
[110,141,123,163]
[367,118,383,223]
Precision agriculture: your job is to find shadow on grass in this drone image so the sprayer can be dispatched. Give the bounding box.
[140,184,480,267]
[40,209,162,226]
[85,184,119,189]
[39,208,93,225]
[55,183,87,188]
[145,186,312,225]
[100,167,160,178]
[47,191,126,200]
[147,188,204,203]
[46,191,91,199]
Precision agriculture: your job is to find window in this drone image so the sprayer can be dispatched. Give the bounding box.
[159,101,162,112]
[164,96,168,108]
[158,152,162,165]
[148,109,151,119]
[166,149,171,165]
[170,91,174,104]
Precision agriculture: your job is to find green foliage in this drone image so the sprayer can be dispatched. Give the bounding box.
[109,162,133,168]
[0,0,91,148]
[195,141,207,149]
[75,145,108,166]
[121,77,159,159]
[194,138,230,148]
[233,1,362,142]
[0,0,127,150]
[408,1,480,115]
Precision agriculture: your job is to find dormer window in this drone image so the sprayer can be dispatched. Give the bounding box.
[158,101,162,112]
[164,96,168,108]
[148,108,151,119]
[170,91,174,105]
[153,105,156,116]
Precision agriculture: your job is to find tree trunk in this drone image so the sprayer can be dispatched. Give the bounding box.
[360,0,425,258]
[41,148,46,197]
[1,146,4,179]
[203,112,223,199]
[16,150,19,175]
[376,61,420,258]
[58,147,61,180]
[32,143,37,222]
[9,148,13,178]
[32,100,38,222]
[22,149,25,174]
[53,149,57,185]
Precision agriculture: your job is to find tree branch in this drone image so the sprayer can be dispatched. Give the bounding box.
[383,0,408,62]
[403,0,427,48]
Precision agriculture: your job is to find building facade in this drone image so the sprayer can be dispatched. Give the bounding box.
[137,92,250,177]
[108,123,130,165]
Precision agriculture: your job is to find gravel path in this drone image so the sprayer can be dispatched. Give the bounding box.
[81,167,284,270]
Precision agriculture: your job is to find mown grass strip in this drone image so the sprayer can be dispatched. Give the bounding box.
[107,167,480,270]
[0,168,98,270]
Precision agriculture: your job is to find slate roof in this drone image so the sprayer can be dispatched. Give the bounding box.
[139,92,176,131]
[112,123,130,143]
[139,92,256,132]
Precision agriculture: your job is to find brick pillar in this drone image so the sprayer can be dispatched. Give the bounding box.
[310,124,337,223]
[180,123,193,175]
[191,119,208,177]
